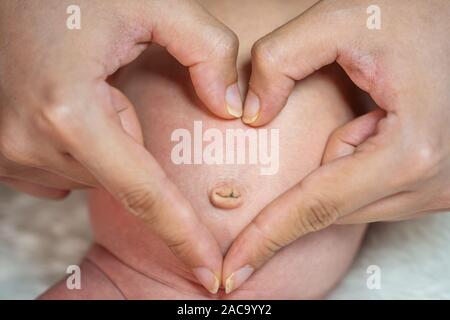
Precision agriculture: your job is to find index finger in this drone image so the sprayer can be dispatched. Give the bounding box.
[66,106,223,295]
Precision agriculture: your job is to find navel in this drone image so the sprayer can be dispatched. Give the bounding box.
[208,179,245,209]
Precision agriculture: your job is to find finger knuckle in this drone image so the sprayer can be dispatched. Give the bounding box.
[250,221,283,258]
[251,37,277,69]
[166,238,191,260]
[400,143,441,185]
[39,103,77,130]
[118,184,160,223]
[210,27,239,58]
[37,101,90,148]
[297,196,340,233]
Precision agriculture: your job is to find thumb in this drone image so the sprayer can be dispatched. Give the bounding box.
[223,143,396,294]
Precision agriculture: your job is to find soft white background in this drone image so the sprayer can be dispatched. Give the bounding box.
[0,185,449,299]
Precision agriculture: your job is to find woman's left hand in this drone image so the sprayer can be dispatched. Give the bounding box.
[223,0,450,294]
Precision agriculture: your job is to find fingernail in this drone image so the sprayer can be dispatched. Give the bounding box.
[243,90,260,124]
[225,83,243,118]
[192,268,220,294]
[225,265,254,294]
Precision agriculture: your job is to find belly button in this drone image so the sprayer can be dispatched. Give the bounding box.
[209,179,245,210]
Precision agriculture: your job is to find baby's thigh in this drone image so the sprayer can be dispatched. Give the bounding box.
[38,256,124,300]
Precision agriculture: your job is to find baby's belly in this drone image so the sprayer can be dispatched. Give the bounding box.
[87,47,366,298]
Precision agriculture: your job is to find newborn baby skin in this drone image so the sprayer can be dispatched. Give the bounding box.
[41,0,366,300]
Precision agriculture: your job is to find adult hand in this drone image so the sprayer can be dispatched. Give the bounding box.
[224,0,450,293]
[0,0,243,293]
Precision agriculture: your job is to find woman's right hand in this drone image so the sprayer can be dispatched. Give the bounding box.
[0,0,242,294]
[223,0,450,294]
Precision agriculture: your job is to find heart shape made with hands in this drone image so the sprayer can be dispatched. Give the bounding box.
[2,0,449,296]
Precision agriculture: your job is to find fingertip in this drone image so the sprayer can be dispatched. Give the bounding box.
[110,87,144,144]
[192,267,220,294]
[176,221,224,294]
[188,40,240,121]
[242,90,261,125]
[242,87,289,127]
[225,83,243,118]
[222,233,254,292]
[222,236,256,294]
[323,108,386,163]
[190,68,241,120]
[224,265,255,294]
